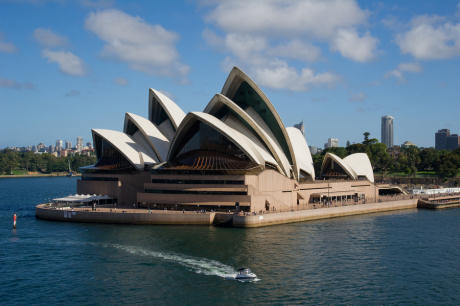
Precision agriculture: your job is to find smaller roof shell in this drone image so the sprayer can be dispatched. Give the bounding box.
[92,129,157,170]
[321,152,357,180]
[343,153,374,183]
[124,112,170,162]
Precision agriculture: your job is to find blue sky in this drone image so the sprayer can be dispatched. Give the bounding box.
[1,0,459,148]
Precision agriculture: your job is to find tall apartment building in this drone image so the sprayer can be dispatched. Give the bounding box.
[324,138,339,149]
[435,129,450,150]
[55,139,63,151]
[381,115,394,148]
[76,136,83,152]
[65,140,72,150]
[446,134,460,150]
[293,121,305,136]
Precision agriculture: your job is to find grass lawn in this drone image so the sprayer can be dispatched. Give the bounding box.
[11,169,28,175]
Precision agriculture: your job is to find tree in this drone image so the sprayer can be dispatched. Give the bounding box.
[363,132,370,144]
[437,154,458,179]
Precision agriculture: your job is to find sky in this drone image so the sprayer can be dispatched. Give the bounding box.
[1,0,460,149]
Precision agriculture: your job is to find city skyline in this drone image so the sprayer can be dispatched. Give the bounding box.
[1,1,460,148]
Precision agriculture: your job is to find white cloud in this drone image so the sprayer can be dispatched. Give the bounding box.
[42,50,86,76]
[349,92,367,102]
[331,29,377,62]
[203,0,376,91]
[114,77,128,86]
[0,78,34,90]
[33,28,68,48]
[268,40,321,62]
[396,14,460,60]
[85,9,189,78]
[385,62,422,81]
[0,33,17,53]
[252,60,340,91]
[205,0,368,39]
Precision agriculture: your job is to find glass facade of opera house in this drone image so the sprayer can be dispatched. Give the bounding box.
[77,67,398,212]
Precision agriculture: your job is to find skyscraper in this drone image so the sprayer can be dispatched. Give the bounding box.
[381,115,394,148]
[76,136,83,152]
[56,139,63,151]
[65,140,72,150]
[324,138,339,149]
[446,134,460,150]
[435,129,450,150]
[293,121,305,136]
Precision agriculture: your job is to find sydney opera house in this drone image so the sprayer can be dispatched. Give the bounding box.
[78,67,379,213]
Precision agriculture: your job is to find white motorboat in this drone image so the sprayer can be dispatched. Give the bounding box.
[235,268,257,280]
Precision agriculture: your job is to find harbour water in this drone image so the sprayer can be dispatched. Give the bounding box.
[0,177,459,305]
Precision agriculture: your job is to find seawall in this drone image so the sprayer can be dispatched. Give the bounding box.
[36,205,214,225]
[36,199,420,227]
[232,199,419,228]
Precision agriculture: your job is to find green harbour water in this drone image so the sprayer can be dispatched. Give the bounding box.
[0,177,459,305]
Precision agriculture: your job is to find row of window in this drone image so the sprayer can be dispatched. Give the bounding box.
[145,189,247,195]
[151,179,244,185]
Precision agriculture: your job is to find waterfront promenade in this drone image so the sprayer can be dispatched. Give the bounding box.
[36,198,420,227]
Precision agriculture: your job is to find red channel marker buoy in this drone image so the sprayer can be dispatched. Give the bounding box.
[13,213,17,229]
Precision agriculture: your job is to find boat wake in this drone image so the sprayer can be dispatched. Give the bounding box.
[110,243,238,280]
[32,238,259,281]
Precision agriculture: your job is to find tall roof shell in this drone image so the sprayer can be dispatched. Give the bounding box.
[204,93,292,176]
[92,129,157,170]
[124,112,170,162]
[149,89,186,139]
[343,153,374,183]
[220,67,299,179]
[168,112,276,167]
[286,127,315,181]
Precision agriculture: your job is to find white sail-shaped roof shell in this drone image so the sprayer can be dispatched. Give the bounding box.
[92,129,157,170]
[124,112,170,162]
[343,153,374,183]
[286,127,315,181]
[168,112,277,167]
[221,67,299,179]
[149,88,186,140]
[204,94,291,176]
[321,152,357,180]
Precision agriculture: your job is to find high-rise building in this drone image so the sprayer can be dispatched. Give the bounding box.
[309,145,318,155]
[48,145,54,153]
[76,136,83,152]
[446,134,460,150]
[324,138,339,149]
[381,115,394,148]
[435,129,450,150]
[293,121,305,136]
[56,139,63,151]
[65,140,72,150]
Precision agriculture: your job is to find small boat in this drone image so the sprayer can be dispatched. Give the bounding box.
[235,268,257,280]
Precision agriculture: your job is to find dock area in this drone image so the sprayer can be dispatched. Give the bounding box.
[417,195,460,209]
[36,199,420,227]
[233,199,418,227]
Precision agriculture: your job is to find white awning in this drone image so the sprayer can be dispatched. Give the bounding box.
[53,194,112,203]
